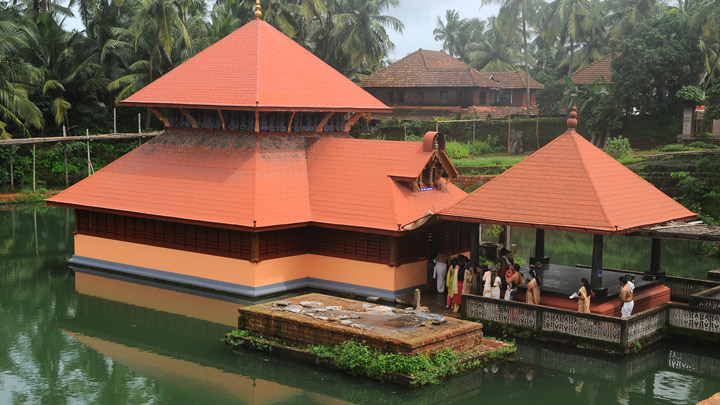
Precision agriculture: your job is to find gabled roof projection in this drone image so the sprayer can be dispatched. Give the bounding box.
[120,20,390,113]
[567,53,617,85]
[439,112,695,234]
[47,132,466,232]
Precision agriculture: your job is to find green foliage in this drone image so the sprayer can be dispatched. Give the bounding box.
[613,13,704,117]
[464,179,485,193]
[687,141,719,150]
[676,85,704,105]
[704,85,720,125]
[671,171,711,211]
[701,191,720,221]
[606,136,632,159]
[661,144,685,152]
[445,141,471,159]
[632,340,642,354]
[701,242,720,258]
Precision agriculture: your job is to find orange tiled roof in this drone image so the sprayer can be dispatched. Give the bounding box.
[567,53,617,85]
[361,49,500,88]
[438,125,695,234]
[47,132,466,232]
[119,20,390,113]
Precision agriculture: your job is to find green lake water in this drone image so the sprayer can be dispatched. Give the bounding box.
[2,205,720,404]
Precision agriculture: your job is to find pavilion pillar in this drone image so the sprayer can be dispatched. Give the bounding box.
[470,224,479,271]
[591,234,608,298]
[530,228,549,269]
[646,237,665,282]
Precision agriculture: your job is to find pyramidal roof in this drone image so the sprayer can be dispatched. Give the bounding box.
[439,115,695,234]
[120,20,390,113]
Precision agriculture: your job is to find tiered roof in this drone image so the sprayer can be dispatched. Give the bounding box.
[48,132,465,231]
[361,49,543,90]
[120,20,390,113]
[439,111,695,234]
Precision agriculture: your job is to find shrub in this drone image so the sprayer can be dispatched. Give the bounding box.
[606,136,632,159]
[687,141,719,149]
[445,141,471,159]
[661,143,685,152]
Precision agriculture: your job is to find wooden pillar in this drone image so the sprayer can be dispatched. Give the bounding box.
[470,224,479,271]
[647,237,665,282]
[534,229,545,258]
[251,232,259,263]
[389,237,398,267]
[62,125,68,186]
[590,234,607,297]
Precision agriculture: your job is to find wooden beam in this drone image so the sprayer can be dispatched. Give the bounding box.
[0,132,163,146]
[287,112,296,132]
[389,237,398,267]
[344,113,364,132]
[251,232,259,262]
[179,108,198,129]
[316,112,334,132]
[217,109,226,130]
[149,108,170,127]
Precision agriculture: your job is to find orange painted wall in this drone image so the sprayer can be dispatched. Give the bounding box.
[75,235,427,294]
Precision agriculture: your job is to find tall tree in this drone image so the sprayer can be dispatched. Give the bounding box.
[483,0,541,116]
[538,0,590,76]
[467,17,522,71]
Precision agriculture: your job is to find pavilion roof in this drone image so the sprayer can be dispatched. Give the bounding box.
[438,118,695,234]
[47,132,465,232]
[119,20,390,113]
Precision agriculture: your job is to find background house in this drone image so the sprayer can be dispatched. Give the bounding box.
[360,49,544,120]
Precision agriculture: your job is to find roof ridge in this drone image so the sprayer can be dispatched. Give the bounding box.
[572,132,616,231]
[419,49,430,71]
[254,20,260,106]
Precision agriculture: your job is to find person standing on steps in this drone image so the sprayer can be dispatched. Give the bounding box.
[432,253,449,305]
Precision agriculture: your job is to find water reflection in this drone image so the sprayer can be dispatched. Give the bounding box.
[2,204,720,404]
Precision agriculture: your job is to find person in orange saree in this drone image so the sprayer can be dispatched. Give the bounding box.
[526,269,541,305]
[575,278,592,313]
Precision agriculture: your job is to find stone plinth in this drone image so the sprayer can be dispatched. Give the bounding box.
[238,293,483,355]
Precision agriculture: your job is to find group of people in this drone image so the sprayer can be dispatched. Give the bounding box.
[432,253,473,312]
[479,247,542,305]
[433,247,636,318]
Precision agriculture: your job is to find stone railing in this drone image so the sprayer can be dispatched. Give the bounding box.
[688,285,720,311]
[667,304,720,334]
[463,294,677,354]
[664,276,720,302]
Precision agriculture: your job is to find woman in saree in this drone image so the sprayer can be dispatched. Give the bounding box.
[576,278,592,313]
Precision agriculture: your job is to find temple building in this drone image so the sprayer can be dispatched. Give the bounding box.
[47,16,469,300]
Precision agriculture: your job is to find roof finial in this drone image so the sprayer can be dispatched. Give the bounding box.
[567,106,578,130]
[254,0,262,19]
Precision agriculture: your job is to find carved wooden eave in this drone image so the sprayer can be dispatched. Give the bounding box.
[344,112,365,132]
[287,112,296,132]
[217,109,226,130]
[316,112,334,132]
[179,108,199,129]
[149,108,170,127]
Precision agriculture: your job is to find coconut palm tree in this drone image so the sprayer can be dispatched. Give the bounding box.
[483,0,542,116]
[467,17,522,72]
[538,0,591,76]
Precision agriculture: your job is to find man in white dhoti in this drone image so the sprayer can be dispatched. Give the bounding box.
[619,276,634,319]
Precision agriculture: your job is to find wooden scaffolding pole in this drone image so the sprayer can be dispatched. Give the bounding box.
[62,125,68,186]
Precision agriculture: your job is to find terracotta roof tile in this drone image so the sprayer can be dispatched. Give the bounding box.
[120,20,389,113]
[361,49,500,88]
[48,132,466,232]
[439,127,694,234]
[485,71,544,89]
[567,53,617,85]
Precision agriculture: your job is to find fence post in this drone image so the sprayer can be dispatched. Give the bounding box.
[138,113,141,134]
[62,125,68,187]
[113,107,117,134]
[507,116,511,155]
[32,143,36,193]
[472,121,476,157]
[86,129,92,177]
[9,146,13,193]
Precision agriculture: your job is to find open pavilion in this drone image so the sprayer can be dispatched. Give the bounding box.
[439,108,696,315]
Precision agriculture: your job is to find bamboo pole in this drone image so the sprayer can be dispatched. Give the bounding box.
[32,143,36,193]
[9,146,13,193]
[86,129,92,177]
[536,114,540,150]
[113,107,117,134]
[472,121,476,157]
[138,113,141,134]
[507,116,511,155]
[62,125,68,186]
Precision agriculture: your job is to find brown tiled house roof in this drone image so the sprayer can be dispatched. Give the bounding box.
[485,71,544,89]
[567,53,617,85]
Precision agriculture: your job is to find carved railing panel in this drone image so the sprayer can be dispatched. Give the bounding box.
[541,311,622,343]
[464,298,537,328]
[665,277,720,302]
[667,349,720,375]
[668,307,720,333]
[627,308,667,342]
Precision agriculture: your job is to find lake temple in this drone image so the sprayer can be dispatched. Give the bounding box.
[46,12,470,300]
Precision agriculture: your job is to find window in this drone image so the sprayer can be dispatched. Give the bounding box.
[397,91,405,104]
[497,89,512,105]
[457,90,464,103]
[441,90,448,105]
[417,91,424,105]
[387,91,394,104]
[479,91,486,105]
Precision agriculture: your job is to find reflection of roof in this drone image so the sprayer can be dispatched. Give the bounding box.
[568,53,617,85]
[47,132,466,232]
[120,20,389,113]
[439,126,695,234]
[361,49,498,88]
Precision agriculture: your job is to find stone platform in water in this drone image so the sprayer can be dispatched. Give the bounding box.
[238,293,483,355]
